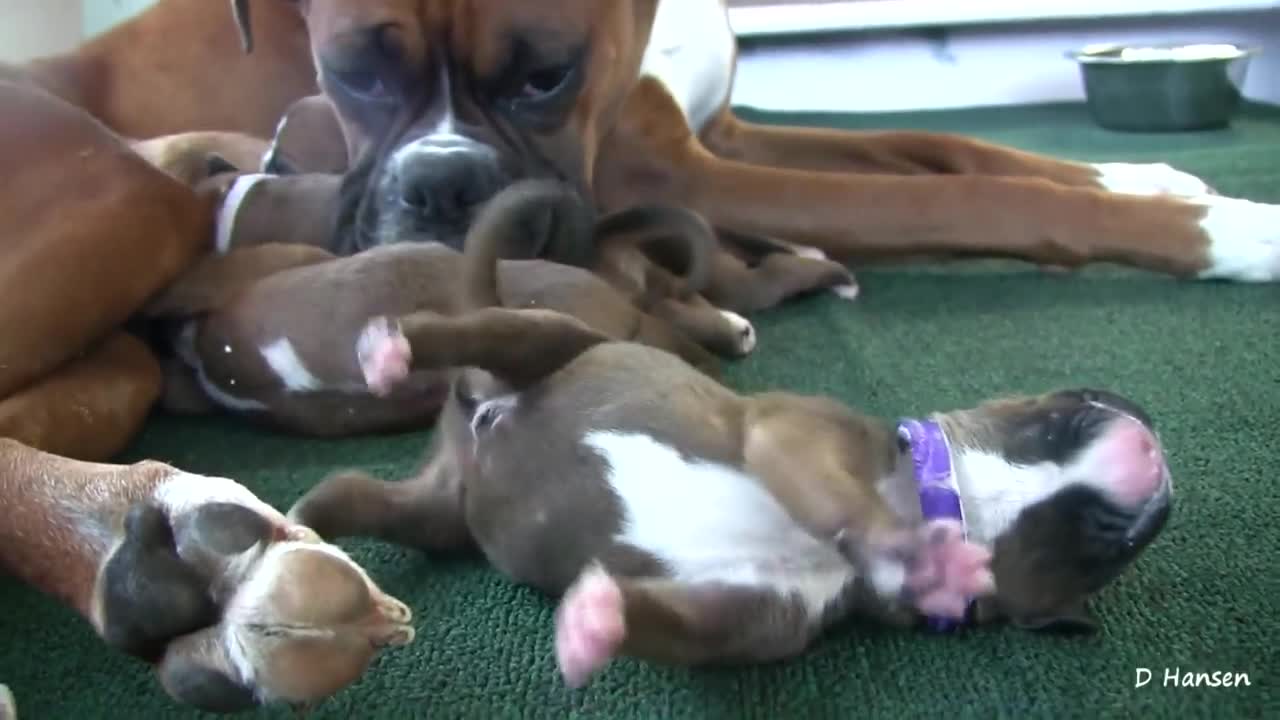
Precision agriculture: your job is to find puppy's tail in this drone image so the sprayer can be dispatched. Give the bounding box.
[363,181,605,393]
[461,179,595,311]
[593,205,717,293]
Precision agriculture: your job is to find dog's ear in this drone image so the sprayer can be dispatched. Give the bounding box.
[205,152,241,178]
[230,0,254,52]
[231,0,305,54]
[1009,600,1100,635]
[158,627,261,714]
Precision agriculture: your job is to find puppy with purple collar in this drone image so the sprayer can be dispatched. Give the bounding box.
[0,438,415,714]
[287,272,1173,688]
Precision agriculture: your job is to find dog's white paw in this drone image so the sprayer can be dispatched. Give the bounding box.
[720,310,757,355]
[1093,162,1213,198]
[0,684,14,720]
[831,283,860,302]
[1195,196,1280,282]
[791,244,828,260]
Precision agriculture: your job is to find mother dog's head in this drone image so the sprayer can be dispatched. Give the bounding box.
[232,0,658,253]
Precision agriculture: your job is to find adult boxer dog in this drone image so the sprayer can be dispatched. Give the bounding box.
[227,0,1279,285]
[288,300,1173,688]
[143,180,756,435]
[0,437,415,713]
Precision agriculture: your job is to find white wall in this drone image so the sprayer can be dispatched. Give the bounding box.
[731,9,1280,112]
[0,0,83,63]
[9,2,1278,113]
[82,0,155,38]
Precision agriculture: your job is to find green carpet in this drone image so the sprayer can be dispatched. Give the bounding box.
[3,102,1278,719]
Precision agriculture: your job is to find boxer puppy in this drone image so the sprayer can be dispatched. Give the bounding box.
[288,307,1172,688]
[0,438,415,713]
[0,685,12,720]
[144,180,752,436]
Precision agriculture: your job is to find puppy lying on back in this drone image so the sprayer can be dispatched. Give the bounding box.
[144,180,754,436]
[288,273,1173,688]
[0,438,414,714]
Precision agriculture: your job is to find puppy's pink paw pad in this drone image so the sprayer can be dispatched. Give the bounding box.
[905,520,994,619]
[356,317,411,396]
[554,570,625,689]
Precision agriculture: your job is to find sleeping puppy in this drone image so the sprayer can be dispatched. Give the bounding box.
[144,180,755,436]
[0,438,414,713]
[287,296,1173,688]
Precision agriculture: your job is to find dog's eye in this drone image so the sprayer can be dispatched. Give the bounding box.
[330,67,393,103]
[519,64,574,100]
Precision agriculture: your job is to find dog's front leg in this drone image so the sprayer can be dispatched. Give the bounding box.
[701,110,1214,197]
[597,82,1278,282]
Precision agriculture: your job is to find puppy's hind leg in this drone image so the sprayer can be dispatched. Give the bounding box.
[554,567,815,689]
[651,297,757,358]
[288,442,470,553]
[705,246,858,313]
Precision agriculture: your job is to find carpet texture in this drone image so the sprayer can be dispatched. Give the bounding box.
[2,102,1278,719]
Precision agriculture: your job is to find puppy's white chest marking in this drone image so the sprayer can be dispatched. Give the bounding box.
[258,337,322,392]
[586,431,853,617]
[639,0,736,134]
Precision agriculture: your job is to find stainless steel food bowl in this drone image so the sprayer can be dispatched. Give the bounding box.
[1068,43,1258,132]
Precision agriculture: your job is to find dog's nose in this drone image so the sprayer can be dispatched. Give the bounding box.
[397,147,506,226]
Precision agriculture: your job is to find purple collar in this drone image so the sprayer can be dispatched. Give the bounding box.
[896,418,970,632]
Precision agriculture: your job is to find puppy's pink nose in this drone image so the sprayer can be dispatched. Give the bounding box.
[1099,419,1166,506]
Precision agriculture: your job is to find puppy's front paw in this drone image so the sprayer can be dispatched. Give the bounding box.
[554,568,626,689]
[901,520,994,619]
[356,317,412,396]
[0,684,15,720]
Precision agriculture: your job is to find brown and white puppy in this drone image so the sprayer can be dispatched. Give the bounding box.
[289,304,1173,688]
[0,438,414,713]
[144,180,753,436]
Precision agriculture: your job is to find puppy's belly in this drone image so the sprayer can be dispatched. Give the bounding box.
[586,430,855,618]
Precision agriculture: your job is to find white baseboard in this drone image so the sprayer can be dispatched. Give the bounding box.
[730,9,1280,113]
[728,0,1280,37]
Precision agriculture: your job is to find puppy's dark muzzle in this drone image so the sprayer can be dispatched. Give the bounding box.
[1125,474,1172,549]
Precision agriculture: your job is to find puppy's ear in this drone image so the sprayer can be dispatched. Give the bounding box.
[99,504,218,660]
[1010,600,1100,635]
[158,627,260,713]
[181,502,278,556]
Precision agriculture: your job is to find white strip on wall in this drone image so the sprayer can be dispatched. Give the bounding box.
[731,10,1280,113]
